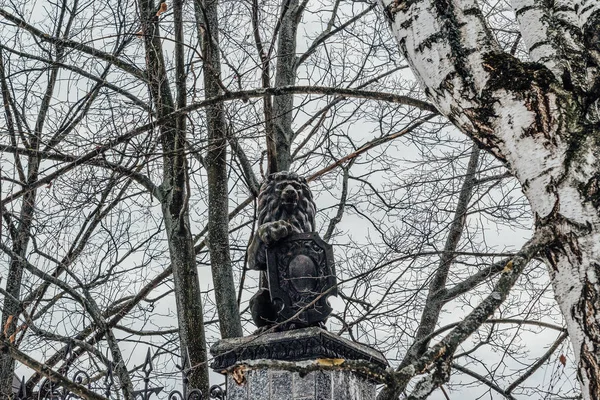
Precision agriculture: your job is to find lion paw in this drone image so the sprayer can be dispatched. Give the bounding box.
[258,221,292,245]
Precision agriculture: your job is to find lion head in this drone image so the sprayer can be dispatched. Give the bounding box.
[256,171,316,233]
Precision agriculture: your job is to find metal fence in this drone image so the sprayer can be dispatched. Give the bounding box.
[15,349,226,400]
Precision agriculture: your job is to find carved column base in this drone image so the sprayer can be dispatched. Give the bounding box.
[225,367,376,400]
[210,327,387,400]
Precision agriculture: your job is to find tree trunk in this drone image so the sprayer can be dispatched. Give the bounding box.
[194,0,243,339]
[381,0,600,397]
[162,218,210,392]
[272,0,303,172]
[137,0,210,391]
[540,186,600,398]
[399,144,480,369]
[0,32,58,395]
[0,192,36,398]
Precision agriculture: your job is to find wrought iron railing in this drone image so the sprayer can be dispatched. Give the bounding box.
[15,348,226,400]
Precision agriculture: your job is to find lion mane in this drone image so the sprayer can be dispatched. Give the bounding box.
[248,171,316,272]
[256,171,316,233]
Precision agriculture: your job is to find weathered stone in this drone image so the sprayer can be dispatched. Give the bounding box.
[248,369,267,400]
[222,368,376,400]
[211,327,387,399]
[332,371,349,399]
[227,374,248,398]
[210,327,387,370]
[315,371,332,400]
[247,172,337,331]
[272,371,293,400]
[293,371,315,397]
[266,233,337,328]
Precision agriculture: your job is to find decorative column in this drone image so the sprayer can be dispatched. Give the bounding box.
[210,327,387,400]
[214,172,388,399]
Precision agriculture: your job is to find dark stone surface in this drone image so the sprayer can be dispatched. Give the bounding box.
[210,327,387,371]
[215,327,387,399]
[247,172,319,330]
[363,378,376,399]
[265,233,337,328]
[332,371,349,399]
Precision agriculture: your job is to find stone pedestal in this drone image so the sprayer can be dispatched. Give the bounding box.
[210,327,387,400]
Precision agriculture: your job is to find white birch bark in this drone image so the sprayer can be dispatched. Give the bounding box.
[380,0,600,397]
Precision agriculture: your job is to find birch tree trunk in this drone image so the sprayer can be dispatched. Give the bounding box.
[381,0,600,397]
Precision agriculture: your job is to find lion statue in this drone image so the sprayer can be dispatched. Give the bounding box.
[248,171,316,329]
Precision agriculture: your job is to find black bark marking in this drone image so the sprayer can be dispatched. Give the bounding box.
[416,32,446,52]
[400,18,413,29]
[384,0,416,23]
[483,53,555,93]
[458,106,506,163]
[463,7,482,17]
[580,343,600,398]
[514,5,538,17]
[384,4,396,23]
[433,0,476,95]
[573,269,600,399]
[564,122,594,175]
[529,40,552,52]
[582,174,600,211]
[583,11,600,57]
[480,52,559,143]
[543,246,560,271]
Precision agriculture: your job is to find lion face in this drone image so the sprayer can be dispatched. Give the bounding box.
[280,183,299,211]
[257,172,316,233]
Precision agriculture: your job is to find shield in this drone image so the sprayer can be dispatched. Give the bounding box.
[266,232,337,326]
